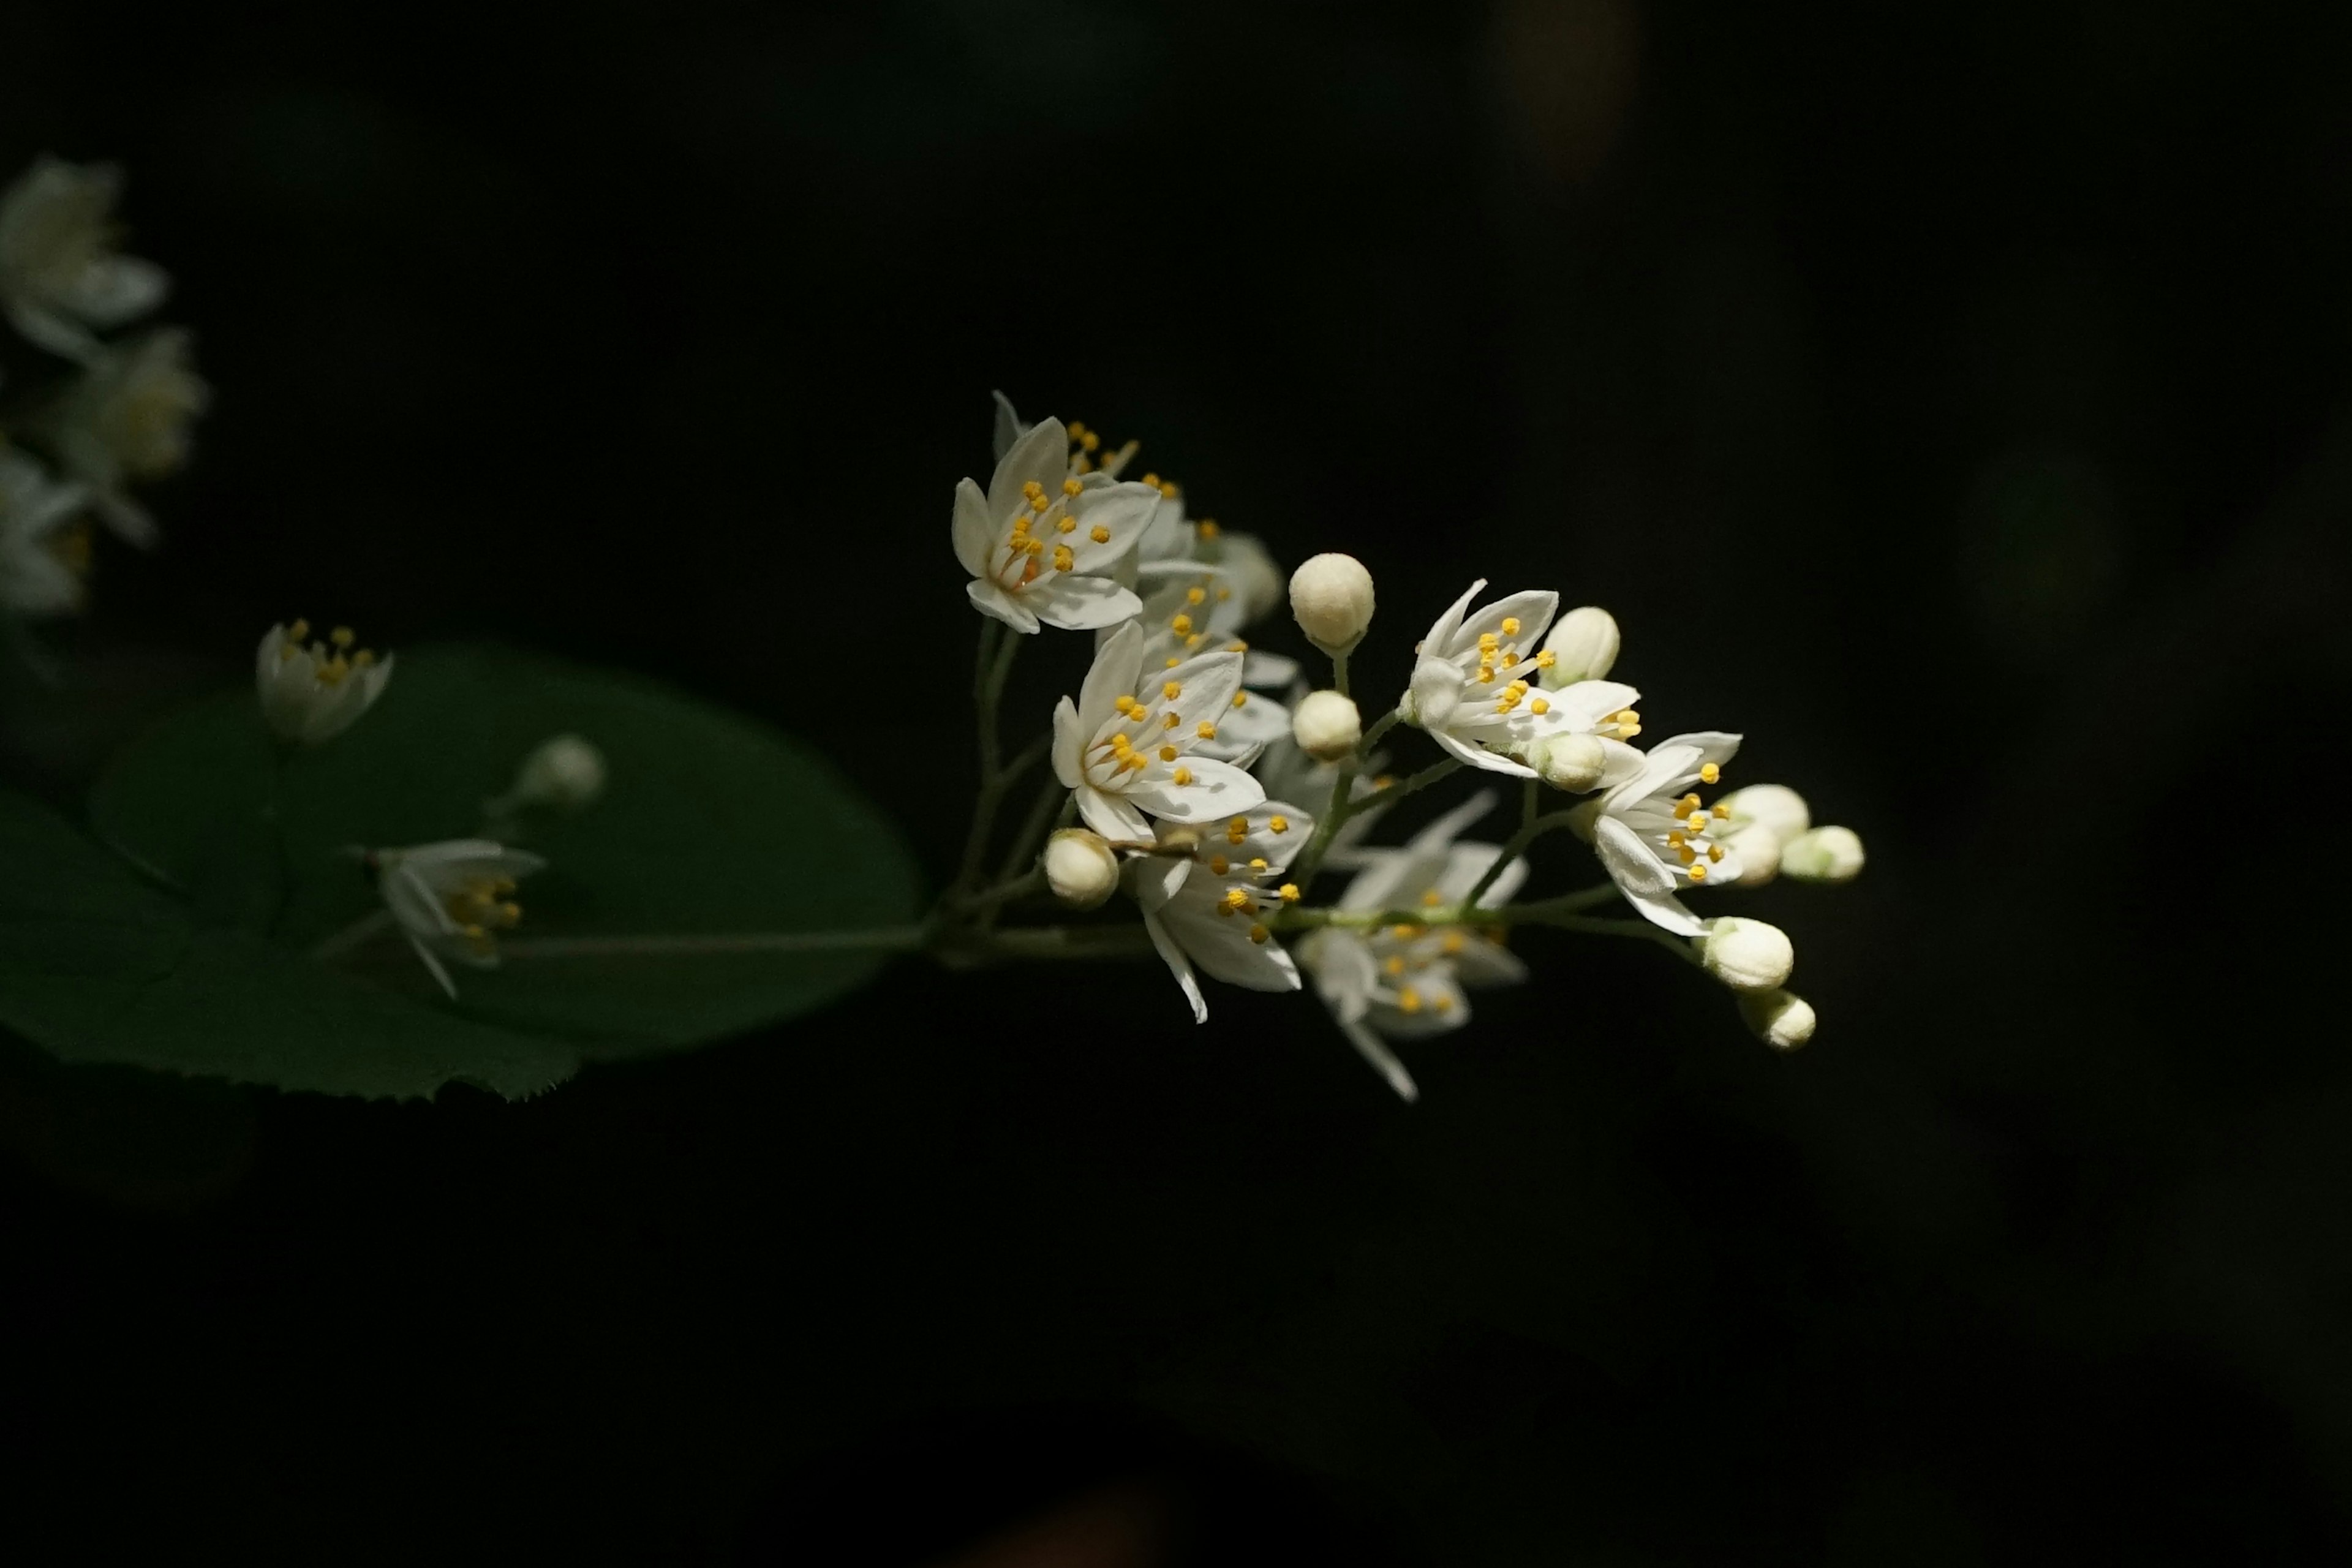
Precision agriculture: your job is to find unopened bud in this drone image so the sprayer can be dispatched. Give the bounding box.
[1738,988,1816,1052]
[1528,733,1607,792]
[1537,606,1619,688]
[1292,689,1361,761]
[1781,825,1864,884]
[1289,552,1376,653]
[510,733,606,810]
[1725,824,1783,886]
[1044,829,1120,910]
[1698,916,1794,993]
[1716,783,1809,843]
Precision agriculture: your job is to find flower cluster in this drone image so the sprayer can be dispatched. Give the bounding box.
[949,395,1866,1099]
[0,156,209,624]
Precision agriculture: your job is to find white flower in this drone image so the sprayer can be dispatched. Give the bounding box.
[1106,571,1292,763]
[1711,782,1809,886]
[50,327,209,546]
[1052,620,1265,839]
[1043,828,1120,910]
[0,158,169,361]
[1288,551,1376,652]
[1298,795,1531,1101]
[255,620,394,747]
[500,733,607,812]
[0,448,92,618]
[1585,730,1747,935]
[954,414,1159,633]
[371,840,545,998]
[1401,579,1643,778]
[1134,802,1313,1021]
[1290,690,1360,762]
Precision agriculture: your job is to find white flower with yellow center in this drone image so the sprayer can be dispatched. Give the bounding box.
[954,413,1159,633]
[255,619,394,747]
[1401,579,1644,778]
[0,157,169,362]
[50,327,209,546]
[369,840,545,999]
[1134,802,1312,1022]
[1299,796,1531,1101]
[1109,572,1292,763]
[0,449,93,618]
[1052,620,1265,840]
[1585,730,1747,935]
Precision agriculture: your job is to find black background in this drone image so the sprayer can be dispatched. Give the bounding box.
[5,1,2351,1561]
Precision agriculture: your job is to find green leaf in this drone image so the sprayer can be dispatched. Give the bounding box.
[0,791,579,1099]
[89,644,924,1065]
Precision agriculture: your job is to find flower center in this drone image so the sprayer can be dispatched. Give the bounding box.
[443,873,522,954]
[279,617,380,685]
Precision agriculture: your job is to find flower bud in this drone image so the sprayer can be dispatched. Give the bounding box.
[1716,783,1809,843]
[1044,829,1120,910]
[1291,689,1361,762]
[1697,916,1794,993]
[1781,825,1864,884]
[1738,988,1816,1052]
[1528,732,1606,792]
[508,733,607,811]
[1724,824,1782,886]
[1289,552,1376,652]
[1537,605,1619,688]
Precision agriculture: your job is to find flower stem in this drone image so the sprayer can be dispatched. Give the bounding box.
[1330,650,1351,699]
[1357,706,1402,756]
[950,617,1027,899]
[1460,791,1584,912]
[502,925,934,959]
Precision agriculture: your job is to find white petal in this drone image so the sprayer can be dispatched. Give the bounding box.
[965,577,1041,634]
[1547,679,1641,729]
[987,415,1069,521]
[1028,573,1141,631]
[1127,756,1265,823]
[1593,815,1706,935]
[1052,696,1085,787]
[1606,742,1702,812]
[1340,1017,1420,1102]
[65,256,169,327]
[951,477,995,577]
[1142,910,1209,1025]
[1653,731,1743,771]
[1080,620,1145,733]
[1431,726,1534,777]
[990,390,1028,462]
[1076,785,1152,843]
[404,934,460,1000]
[1240,650,1300,688]
[1061,481,1161,570]
[1423,578,1487,654]
[1162,900,1300,992]
[1455,589,1559,652]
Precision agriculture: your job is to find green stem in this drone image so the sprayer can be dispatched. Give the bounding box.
[1330,650,1351,699]
[1357,706,1402,756]
[956,868,1047,913]
[951,617,1027,897]
[1460,789,1581,912]
[502,925,933,959]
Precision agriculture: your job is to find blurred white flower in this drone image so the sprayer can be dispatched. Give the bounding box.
[0,448,93,618]
[50,327,209,546]
[255,620,394,747]
[498,733,606,812]
[371,839,546,998]
[1135,802,1312,1021]
[0,157,169,361]
[1052,620,1264,839]
[1401,578,1643,778]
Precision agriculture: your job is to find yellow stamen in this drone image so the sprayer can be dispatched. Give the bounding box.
[1699,763,1721,785]
[1232,693,1248,708]
[1196,721,1217,740]
[1186,586,1205,605]
[1500,616,1520,636]
[1398,987,1423,1015]
[1057,514,1076,533]
[1529,697,1548,714]
[1172,766,1194,786]
[1227,816,1248,844]
[1441,932,1464,955]
[1267,815,1289,833]
[1385,955,1407,977]
[1421,889,1444,907]
[1197,520,1221,539]
[1223,888,1252,912]
[1170,613,1193,635]
[1162,680,1182,699]
[1061,478,1082,497]
[287,618,311,641]
[1159,745,1178,763]
[1248,923,1270,944]
[330,626,355,648]
[1163,711,1181,729]
[1687,862,1709,883]
[1535,649,1556,668]
[1278,883,1299,902]
[1210,855,1229,874]
[1390,924,1418,940]
[1053,545,1074,571]
[1090,525,1111,544]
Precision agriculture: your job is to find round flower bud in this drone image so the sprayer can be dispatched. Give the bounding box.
[1291,689,1362,762]
[1716,783,1809,843]
[509,733,608,810]
[1537,606,1619,688]
[1529,732,1606,792]
[1781,825,1864,884]
[1738,988,1816,1052]
[1724,824,1783,887]
[1043,829,1120,910]
[1698,917,1794,993]
[1289,552,1376,653]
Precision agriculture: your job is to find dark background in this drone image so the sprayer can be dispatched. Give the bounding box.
[4,0,2351,1560]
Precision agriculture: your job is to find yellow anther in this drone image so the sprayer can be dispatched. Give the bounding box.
[315,660,348,686]
[1170,613,1193,635]
[1215,586,1232,601]
[1478,632,1499,649]
[461,922,486,940]
[1390,924,1418,940]
[279,643,300,662]
[1090,524,1111,543]
[1677,845,1698,865]
[1115,695,1137,714]
[1197,520,1221,539]
[1250,857,1269,871]
[1618,724,1642,739]
[1267,815,1289,833]
[1227,816,1248,844]
[1159,745,1178,762]
[1231,692,1248,708]
[1196,721,1217,740]
[1422,889,1444,907]
[1699,763,1721,785]
[1708,843,1725,862]
[1053,545,1074,571]
[352,649,377,668]
[1080,431,1101,453]
[1023,479,1045,496]
[1374,775,1396,790]
[1057,514,1076,533]
[1616,709,1640,725]
[1687,862,1709,883]
[1170,766,1195,786]
[1687,811,1709,832]
[1142,472,1159,487]
[1223,887,1252,912]
[1060,478,1082,497]
[1186,586,1206,605]
[330,626,355,648]
[1433,993,1455,1014]
[1679,794,1702,812]
[287,618,311,641]
[1166,657,1182,668]
[1011,514,1030,535]
[1210,855,1229,875]
[1248,923,1270,944]
[1163,711,1181,728]
[1158,481,1178,499]
[1529,696,1548,715]
[1476,668,1496,684]
[1025,535,1044,556]
[1278,883,1299,902]
[1536,649,1556,668]
[1501,652,1518,668]
[1666,831,1686,848]
[1500,616,1520,636]
[1385,955,1407,977]
[1398,987,1423,1015]
[1225,640,1246,654]
[1441,931,1464,955]
[1162,680,1182,699]
[1713,804,1731,820]
[1066,421,1088,438]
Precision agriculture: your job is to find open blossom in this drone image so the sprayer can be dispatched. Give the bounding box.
[255,619,394,746]
[1585,730,1747,935]
[0,449,92,617]
[957,413,1159,633]
[1053,620,1264,840]
[50,327,209,546]
[1110,573,1292,763]
[371,840,545,998]
[1298,795,1531,1101]
[1134,802,1311,1022]
[1401,579,1644,778]
[0,157,169,362]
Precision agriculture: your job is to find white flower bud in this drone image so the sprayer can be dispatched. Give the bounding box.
[1537,605,1619,688]
[1725,824,1783,887]
[1781,825,1864,883]
[510,733,607,810]
[1716,783,1809,843]
[1528,732,1607,792]
[1291,689,1361,762]
[1044,829,1120,910]
[1698,917,1794,993]
[1288,552,1376,653]
[1738,988,1816,1052]
[1406,654,1461,729]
